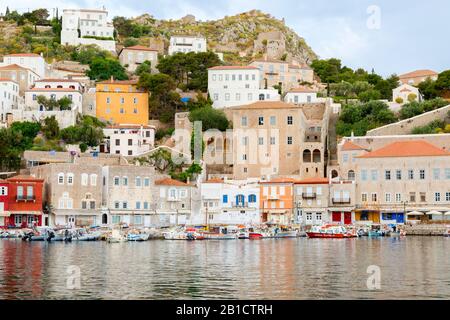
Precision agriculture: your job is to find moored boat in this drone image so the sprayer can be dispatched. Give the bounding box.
[306,225,356,239]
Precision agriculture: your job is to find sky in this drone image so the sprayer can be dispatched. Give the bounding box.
[1,0,448,77]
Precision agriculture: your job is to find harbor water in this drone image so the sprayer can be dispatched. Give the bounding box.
[0,237,449,299]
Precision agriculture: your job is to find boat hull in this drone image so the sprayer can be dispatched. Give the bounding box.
[306,232,353,239]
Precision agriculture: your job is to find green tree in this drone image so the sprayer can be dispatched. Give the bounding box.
[71,45,112,65]
[435,70,450,92]
[358,89,381,102]
[42,116,60,140]
[418,77,438,100]
[188,107,229,131]
[87,58,128,81]
[123,38,139,47]
[135,60,152,76]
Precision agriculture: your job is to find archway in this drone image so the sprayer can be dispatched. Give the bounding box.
[303,149,312,163]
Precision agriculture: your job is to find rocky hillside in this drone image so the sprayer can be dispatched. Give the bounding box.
[119,10,317,65]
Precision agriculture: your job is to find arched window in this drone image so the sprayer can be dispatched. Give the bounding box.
[348,170,356,181]
[303,149,312,163]
[331,170,339,178]
[259,94,265,101]
[248,194,257,203]
[313,149,321,163]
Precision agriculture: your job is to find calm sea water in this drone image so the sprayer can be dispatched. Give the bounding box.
[0,237,449,300]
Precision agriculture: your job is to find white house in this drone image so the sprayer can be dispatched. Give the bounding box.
[103,124,156,156]
[208,66,261,109]
[196,179,260,226]
[168,35,207,55]
[1,53,47,78]
[118,45,159,73]
[392,83,421,104]
[258,88,281,102]
[284,87,318,104]
[0,79,19,123]
[61,8,116,52]
[34,79,84,92]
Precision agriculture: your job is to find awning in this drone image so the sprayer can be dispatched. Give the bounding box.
[407,211,423,216]
[265,209,289,214]
[0,211,11,217]
[426,210,442,215]
[445,212,450,216]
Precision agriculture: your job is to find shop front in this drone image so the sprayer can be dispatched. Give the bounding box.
[381,212,405,224]
[331,210,353,225]
[7,212,42,228]
[355,210,380,223]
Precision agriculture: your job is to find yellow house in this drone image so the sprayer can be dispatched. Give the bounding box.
[96,79,149,125]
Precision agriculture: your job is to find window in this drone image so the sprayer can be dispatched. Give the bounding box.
[248,93,253,101]
[143,202,149,210]
[420,192,426,202]
[114,176,120,186]
[270,137,276,145]
[287,116,293,125]
[115,139,120,146]
[396,170,402,180]
[144,178,150,187]
[446,192,450,202]
[67,173,74,185]
[225,93,230,101]
[258,137,264,145]
[135,177,141,187]
[371,170,378,181]
[27,186,34,200]
[361,170,368,181]
[409,192,416,202]
[248,194,257,203]
[385,193,391,203]
[122,177,128,186]
[343,154,349,163]
[258,117,264,125]
[90,201,95,210]
[420,170,425,180]
[433,168,440,180]
[395,193,402,202]
[134,215,142,225]
[123,201,128,209]
[241,116,248,126]
[90,174,97,186]
[242,136,248,146]
[235,93,240,101]
[287,137,292,144]
[362,193,368,202]
[136,201,141,209]
[371,193,377,202]
[306,213,312,221]
[445,169,450,179]
[112,216,121,224]
[58,173,64,185]
[385,170,391,180]
[223,195,228,203]
[213,93,219,101]
[270,116,276,125]
[435,192,441,202]
[0,186,7,196]
[316,213,322,221]
[81,173,88,186]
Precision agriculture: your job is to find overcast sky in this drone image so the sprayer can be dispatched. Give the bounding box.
[1,0,448,77]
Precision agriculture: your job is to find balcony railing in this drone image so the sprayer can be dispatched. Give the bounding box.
[16,195,36,202]
[332,198,351,205]
[302,193,317,199]
[230,202,249,208]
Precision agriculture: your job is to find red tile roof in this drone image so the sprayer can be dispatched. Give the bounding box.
[260,178,297,184]
[204,178,224,183]
[4,53,42,58]
[36,79,81,83]
[288,86,318,93]
[295,177,329,185]
[358,140,450,158]
[399,69,438,79]
[0,78,18,83]
[155,178,192,187]
[27,88,79,92]
[7,175,44,182]
[341,140,366,151]
[97,79,139,85]
[208,66,259,71]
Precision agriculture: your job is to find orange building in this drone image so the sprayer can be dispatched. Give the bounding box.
[259,178,295,225]
[96,79,149,125]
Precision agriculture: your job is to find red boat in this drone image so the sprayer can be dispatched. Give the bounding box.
[306,225,356,239]
[249,232,263,240]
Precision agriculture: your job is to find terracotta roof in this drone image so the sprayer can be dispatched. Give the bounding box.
[155,178,192,187]
[341,140,366,151]
[0,78,18,83]
[7,175,44,182]
[399,69,438,79]
[358,140,450,158]
[106,124,155,130]
[204,178,224,183]
[228,101,296,110]
[288,86,318,93]
[400,88,412,92]
[97,79,139,85]
[4,53,42,58]
[0,64,37,74]
[295,177,329,185]
[36,79,81,83]
[27,88,79,92]
[250,58,288,64]
[260,178,297,184]
[208,66,259,71]
[120,45,158,53]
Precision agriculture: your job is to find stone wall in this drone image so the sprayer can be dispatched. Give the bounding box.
[367,104,450,136]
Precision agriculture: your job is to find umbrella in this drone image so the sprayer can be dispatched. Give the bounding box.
[407,211,423,216]
[426,210,441,215]
[445,212,450,216]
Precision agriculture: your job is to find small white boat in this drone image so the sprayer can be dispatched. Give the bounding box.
[127,233,150,241]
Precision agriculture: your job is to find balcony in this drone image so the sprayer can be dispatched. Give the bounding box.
[302,193,317,199]
[16,195,36,202]
[167,197,180,202]
[268,195,279,200]
[332,198,351,205]
[231,202,249,208]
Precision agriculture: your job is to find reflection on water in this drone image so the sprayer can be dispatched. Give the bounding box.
[0,238,449,299]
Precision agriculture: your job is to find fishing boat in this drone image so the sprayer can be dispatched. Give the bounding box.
[443,228,450,237]
[249,232,263,240]
[107,229,126,243]
[203,233,236,240]
[162,228,188,240]
[51,229,73,242]
[368,230,383,237]
[306,225,356,239]
[274,230,299,238]
[72,229,102,241]
[127,233,150,241]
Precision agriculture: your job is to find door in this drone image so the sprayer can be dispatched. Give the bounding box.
[396,213,404,224]
[68,215,75,227]
[102,214,108,225]
[344,212,352,225]
[332,212,341,222]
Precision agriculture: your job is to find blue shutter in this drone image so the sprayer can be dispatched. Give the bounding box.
[223,195,228,203]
